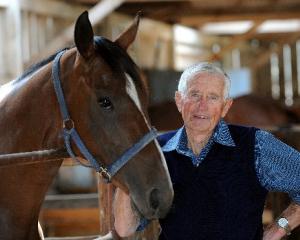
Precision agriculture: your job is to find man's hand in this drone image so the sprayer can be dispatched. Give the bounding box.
[263,201,300,240]
[263,222,287,240]
[113,188,140,237]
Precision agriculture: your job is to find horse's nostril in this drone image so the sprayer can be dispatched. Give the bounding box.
[149,188,160,210]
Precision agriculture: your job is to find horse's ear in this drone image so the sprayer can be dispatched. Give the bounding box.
[74,11,94,59]
[114,12,141,50]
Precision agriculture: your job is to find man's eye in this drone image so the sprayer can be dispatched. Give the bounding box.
[208,95,219,100]
[190,93,200,99]
[98,97,113,110]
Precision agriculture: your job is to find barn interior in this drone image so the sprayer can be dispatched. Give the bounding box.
[0,0,300,239]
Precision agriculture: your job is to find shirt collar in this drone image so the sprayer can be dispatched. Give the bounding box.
[162,119,236,152]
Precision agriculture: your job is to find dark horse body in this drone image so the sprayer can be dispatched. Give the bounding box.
[225,94,300,127]
[149,94,300,131]
[0,12,173,240]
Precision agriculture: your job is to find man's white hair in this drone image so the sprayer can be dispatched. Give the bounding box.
[178,62,231,99]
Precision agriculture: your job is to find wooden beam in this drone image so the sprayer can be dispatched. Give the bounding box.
[110,12,173,40]
[88,0,125,27]
[1,0,86,19]
[179,11,300,26]
[4,0,23,77]
[19,0,86,20]
[0,0,9,8]
[251,32,300,41]
[25,0,125,68]
[250,31,300,71]
[208,20,263,61]
[43,193,99,209]
[68,0,189,3]
[125,0,188,1]
[40,208,100,237]
[0,10,5,80]
[98,180,114,235]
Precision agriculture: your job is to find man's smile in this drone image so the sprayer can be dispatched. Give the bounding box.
[193,114,209,119]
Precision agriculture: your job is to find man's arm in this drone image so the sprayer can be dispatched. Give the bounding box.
[263,202,300,240]
[255,130,300,239]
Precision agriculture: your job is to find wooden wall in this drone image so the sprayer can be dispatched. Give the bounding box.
[0,0,85,84]
[3,1,300,239]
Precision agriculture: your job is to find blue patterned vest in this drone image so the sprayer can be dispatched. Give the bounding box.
[158,125,268,240]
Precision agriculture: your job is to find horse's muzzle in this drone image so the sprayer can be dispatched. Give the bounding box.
[146,187,173,219]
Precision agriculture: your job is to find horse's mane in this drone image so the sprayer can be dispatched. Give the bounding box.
[17,37,145,93]
[16,47,70,82]
[94,36,146,93]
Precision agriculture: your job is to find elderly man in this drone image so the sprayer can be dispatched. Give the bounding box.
[114,62,300,240]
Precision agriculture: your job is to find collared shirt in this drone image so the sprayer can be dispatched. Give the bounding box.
[162,119,300,204]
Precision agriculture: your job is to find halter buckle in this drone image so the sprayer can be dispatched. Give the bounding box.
[63,119,75,133]
[99,167,112,182]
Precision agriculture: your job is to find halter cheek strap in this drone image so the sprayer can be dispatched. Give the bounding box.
[52,50,158,182]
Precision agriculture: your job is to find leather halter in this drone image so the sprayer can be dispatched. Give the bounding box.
[52,50,158,182]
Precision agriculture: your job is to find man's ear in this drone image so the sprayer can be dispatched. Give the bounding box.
[221,98,233,118]
[175,91,183,113]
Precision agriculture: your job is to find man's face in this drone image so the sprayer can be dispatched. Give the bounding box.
[175,72,232,135]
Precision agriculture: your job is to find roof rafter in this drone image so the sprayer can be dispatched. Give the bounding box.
[25,0,125,67]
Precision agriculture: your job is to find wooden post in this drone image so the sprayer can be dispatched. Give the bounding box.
[98,176,115,235]
[0,9,5,83]
[4,0,23,79]
[25,0,125,68]
[97,176,162,240]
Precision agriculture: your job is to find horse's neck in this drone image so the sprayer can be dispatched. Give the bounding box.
[0,62,62,153]
[0,158,63,240]
[0,59,67,240]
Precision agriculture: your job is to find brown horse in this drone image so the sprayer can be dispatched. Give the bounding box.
[149,94,300,131]
[225,94,300,128]
[0,12,173,240]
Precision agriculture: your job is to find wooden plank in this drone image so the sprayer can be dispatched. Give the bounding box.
[179,11,300,27]
[4,0,23,78]
[43,193,99,209]
[125,0,188,2]
[0,0,9,8]
[97,177,162,239]
[41,193,102,238]
[82,0,188,2]
[0,149,67,167]
[46,236,100,240]
[25,0,125,68]
[21,11,31,62]
[249,31,300,71]
[40,208,100,237]
[0,9,5,80]
[19,0,86,19]
[107,12,173,69]
[29,12,39,56]
[98,178,114,235]
[208,20,263,62]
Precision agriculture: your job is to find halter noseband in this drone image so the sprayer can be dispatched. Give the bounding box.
[52,50,158,182]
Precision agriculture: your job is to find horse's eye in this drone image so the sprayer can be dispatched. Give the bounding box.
[99,97,113,110]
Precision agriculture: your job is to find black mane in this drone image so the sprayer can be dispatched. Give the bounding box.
[94,36,142,87]
[16,47,69,82]
[17,36,141,88]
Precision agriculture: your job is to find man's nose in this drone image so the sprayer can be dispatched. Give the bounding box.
[197,98,208,109]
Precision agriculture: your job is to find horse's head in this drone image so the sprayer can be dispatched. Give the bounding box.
[59,11,173,220]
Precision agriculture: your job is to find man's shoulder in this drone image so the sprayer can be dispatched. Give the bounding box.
[227,123,259,141]
[227,123,258,132]
[157,129,179,147]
